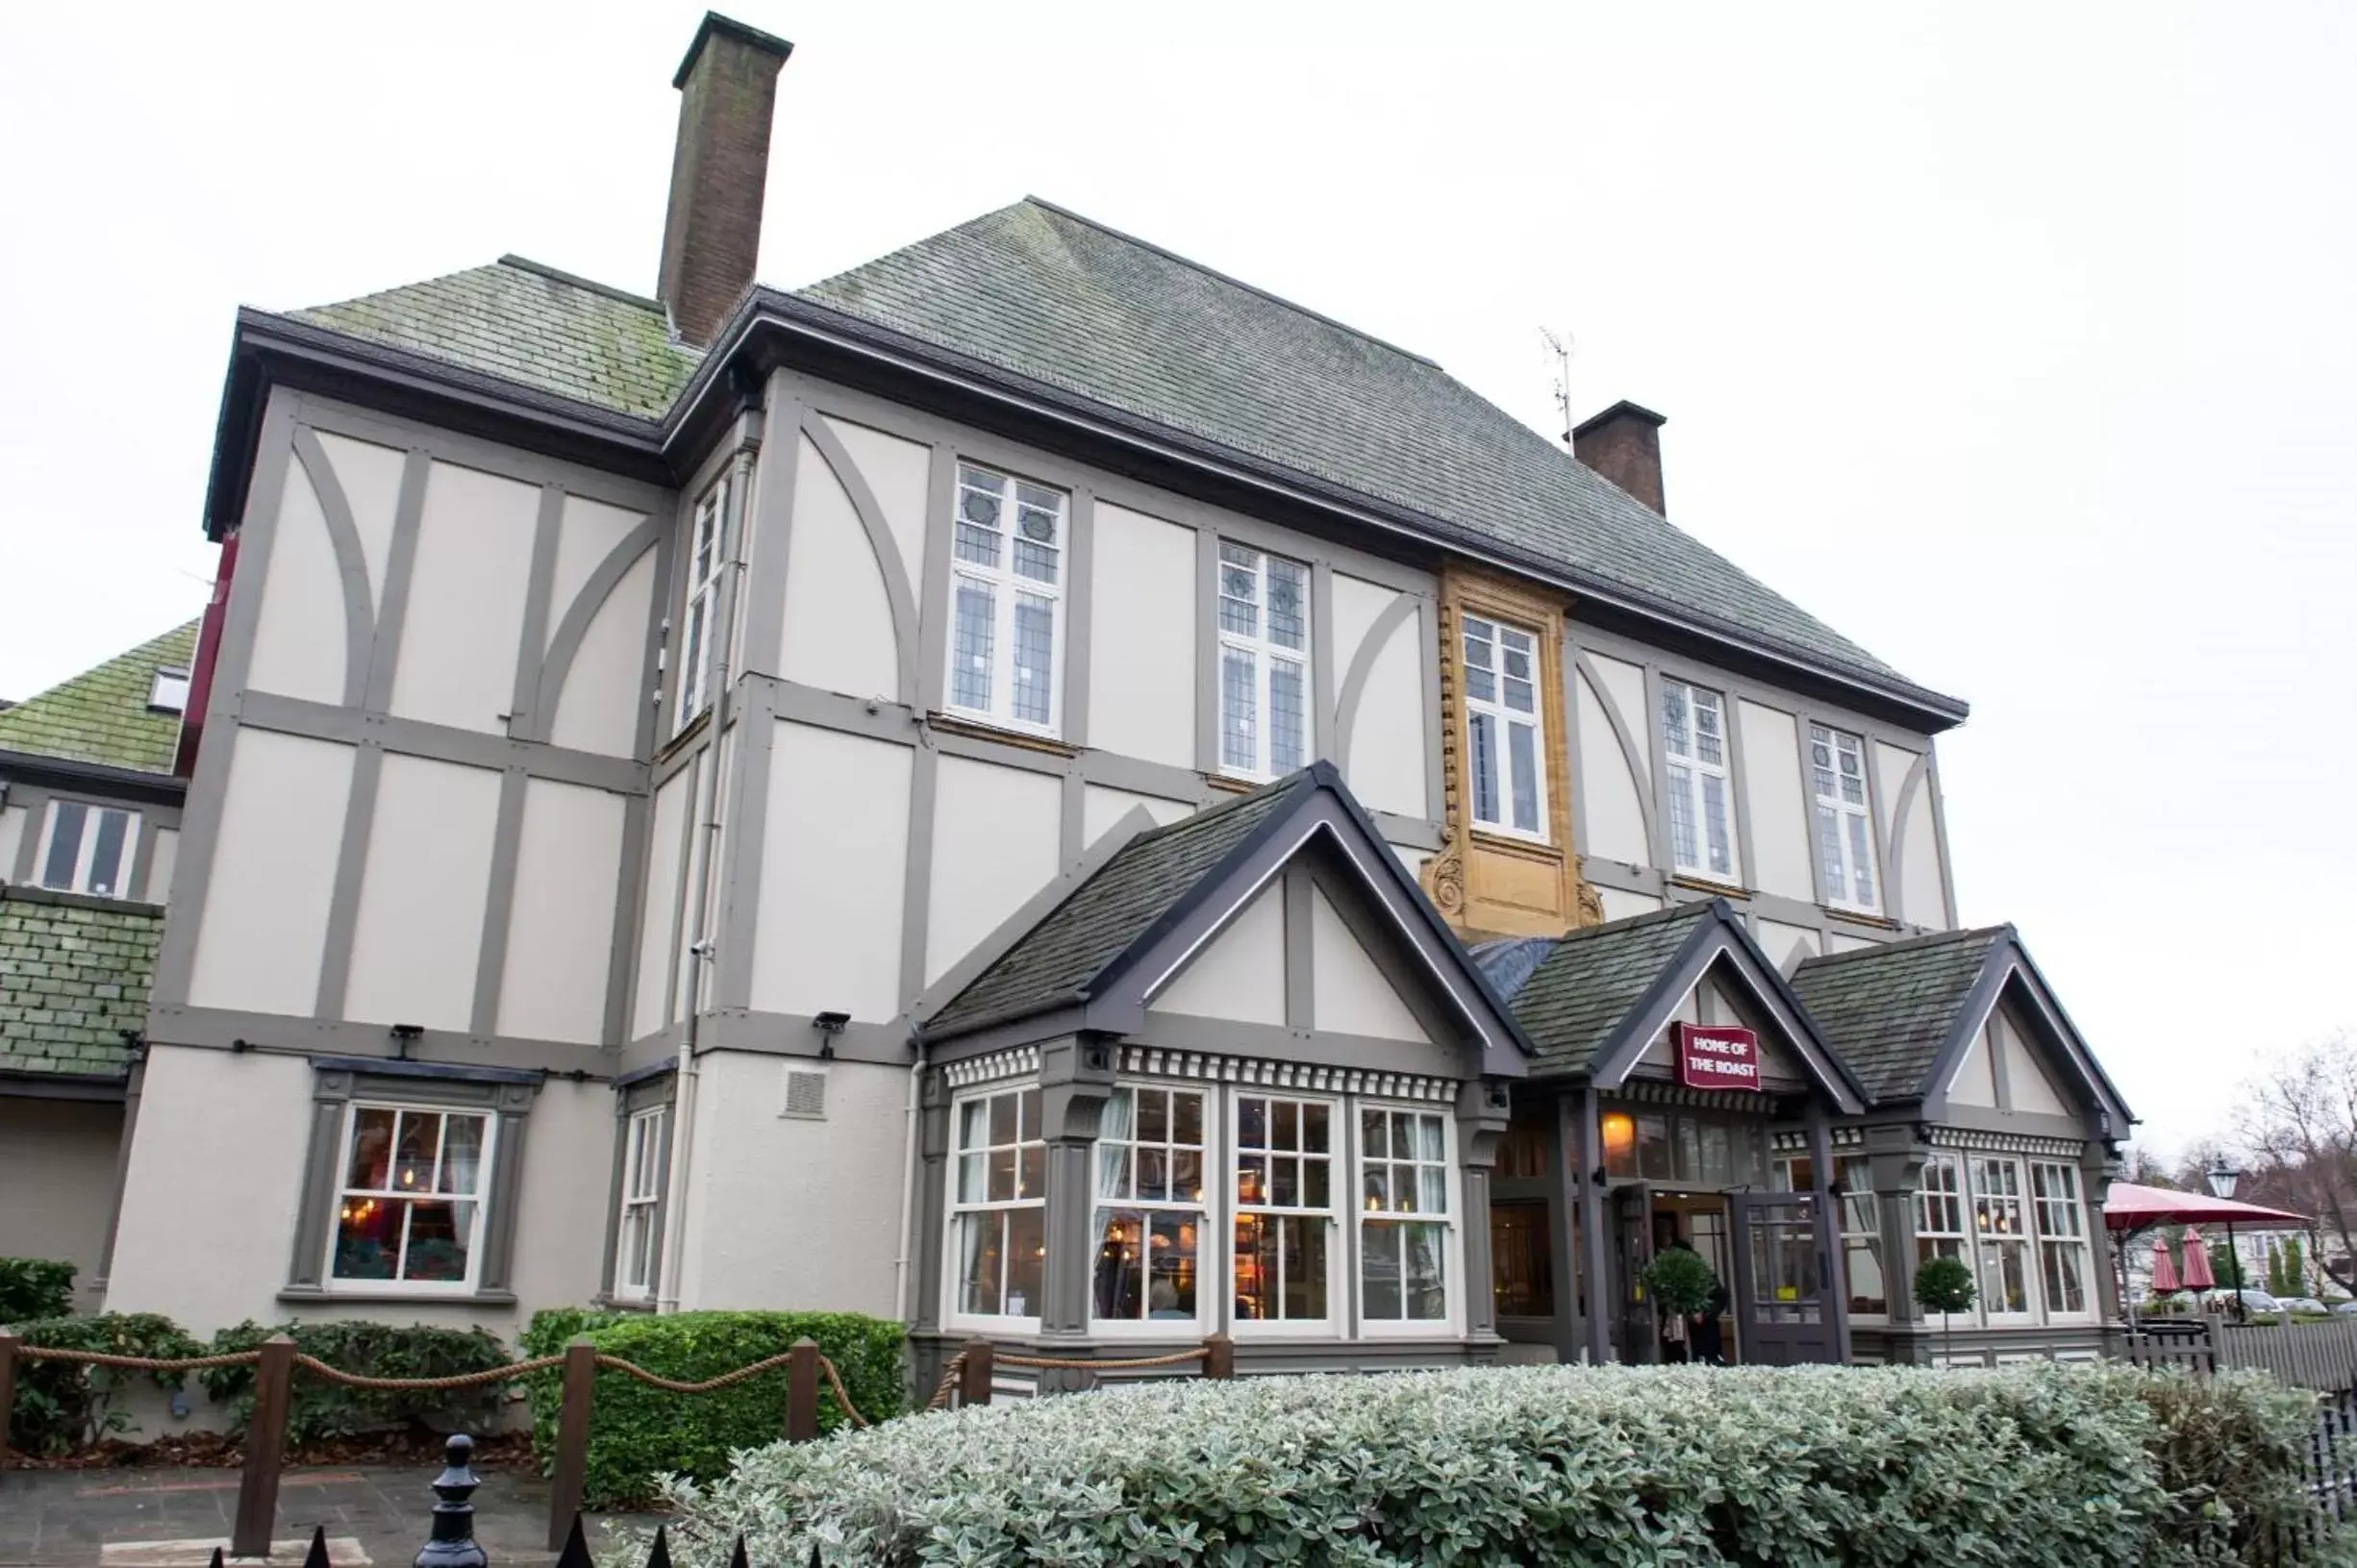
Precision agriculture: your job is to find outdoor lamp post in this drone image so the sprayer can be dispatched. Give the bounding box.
[2206,1161,2244,1321]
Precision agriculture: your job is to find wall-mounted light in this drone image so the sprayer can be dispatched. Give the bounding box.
[389,1022,423,1060]
[813,1009,849,1060]
[1598,1110,1637,1180]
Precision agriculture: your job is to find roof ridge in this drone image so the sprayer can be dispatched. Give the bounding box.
[1794,924,2010,971]
[1018,198,1443,370]
[495,255,671,317]
[1553,898,1718,945]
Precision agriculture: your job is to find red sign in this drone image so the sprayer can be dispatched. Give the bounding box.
[1675,1023,1762,1092]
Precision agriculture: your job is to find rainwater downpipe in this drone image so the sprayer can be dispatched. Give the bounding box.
[657,439,757,1313]
[892,1038,927,1320]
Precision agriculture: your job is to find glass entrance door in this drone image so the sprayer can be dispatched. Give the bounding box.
[1728,1190,1841,1364]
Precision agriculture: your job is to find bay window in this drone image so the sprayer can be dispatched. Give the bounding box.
[1462,615,1546,839]
[1916,1155,1968,1270]
[1216,543,1311,779]
[951,1087,1046,1321]
[674,478,727,731]
[614,1107,666,1302]
[1662,680,1740,883]
[38,801,139,899]
[1809,724,1880,914]
[1093,1086,1209,1327]
[330,1105,491,1290]
[1359,1107,1453,1326]
[2031,1161,2092,1316]
[1970,1156,2035,1318]
[1836,1155,1886,1316]
[1232,1092,1337,1329]
[948,464,1066,735]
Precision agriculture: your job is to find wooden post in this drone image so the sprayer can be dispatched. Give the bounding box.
[545,1336,596,1551]
[1202,1332,1235,1381]
[959,1338,994,1407]
[786,1338,819,1443]
[232,1333,295,1557]
[0,1332,18,1473]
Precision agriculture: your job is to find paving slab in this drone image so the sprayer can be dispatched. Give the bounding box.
[0,1465,643,1568]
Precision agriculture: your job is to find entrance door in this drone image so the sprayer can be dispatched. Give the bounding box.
[1608,1182,1657,1362]
[1728,1190,1840,1364]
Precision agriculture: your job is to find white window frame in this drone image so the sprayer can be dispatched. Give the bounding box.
[1661,678,1742,884]
[324,1102,495,1296]
[944,462,1066,738]
[148,665,191,714]
[1088,1084,1213,1339]
[1355,1101,1463,1336]
[614,1107,666,1302]
[1461,615,1548,842]
[943,1085,1048,1332]
[1915,1153,1972,1321]
[2030,1160,2095,1321]
[1968,1155,2041,1324]
[1809,723,1881,915]
[36,801,140,899]
[1228,1089,1342,1340]
[1835,1154,1888,1323]
[1215,542,1313,781]
[674,477,728,732]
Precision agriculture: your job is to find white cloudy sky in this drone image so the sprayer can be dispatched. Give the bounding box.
[3,3,2349,1157]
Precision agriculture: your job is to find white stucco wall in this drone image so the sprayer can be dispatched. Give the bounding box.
[750,720,911,1022]
[1081,784,1192,847]
[673,1051,907,1316]
[389,460,540,735]
[0,804,27,881]
[1086,503,1197,769]
[1594,885,1661,922]
[631,766,690,1039]
[1753,916,1820,973]
[782,432,899,702]
[547,495,656,759]
[1309,884,1423,1041]
[0,1096,121,1307]
[187,730,352,1016]
[1332,575,1428,819]
[1573,664,1649,865]
[144,826,179,906]
[1895,760,1948,930]
[1151,879,1285,1024]
[823,415,929,590]
[342,754,501,1032]
[497,779,628,1044]
[1738,700,1814,902]
[925,756,1060,984]
[244,438,349,706]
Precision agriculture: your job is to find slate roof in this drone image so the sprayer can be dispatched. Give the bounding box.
[928,776,1303,1035]
[289,257,700,419]
[797,199,1919,692]
[1473,902,1717,1078]
[1790,928,2006,1105]
[0,621,198,775]
[0,889,160,1081]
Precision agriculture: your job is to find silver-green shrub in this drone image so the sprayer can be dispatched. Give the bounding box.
[663,1361,2332,1567]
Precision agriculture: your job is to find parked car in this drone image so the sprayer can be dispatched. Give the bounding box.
[2208,1288,2285,1316]
[2279,1296,2330,1316]
[2333,1301,2357,1316]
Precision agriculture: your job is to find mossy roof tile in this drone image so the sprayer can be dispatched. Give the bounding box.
[0,621,198,774]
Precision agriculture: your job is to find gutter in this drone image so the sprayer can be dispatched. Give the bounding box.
[0,749,188,807]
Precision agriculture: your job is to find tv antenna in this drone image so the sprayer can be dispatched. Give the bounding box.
[1541,329,1575,446]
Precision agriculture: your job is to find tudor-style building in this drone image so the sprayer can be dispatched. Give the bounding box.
[55,13,2139,1389]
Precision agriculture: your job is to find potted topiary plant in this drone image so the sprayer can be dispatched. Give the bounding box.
[1914,1253,1977,1367]
[1642,1244,1724,1364]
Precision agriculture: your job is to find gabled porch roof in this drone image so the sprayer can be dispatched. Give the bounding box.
[919,762,1532,1077]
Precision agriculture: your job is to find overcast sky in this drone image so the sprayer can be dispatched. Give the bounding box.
[3,3,2349,1158]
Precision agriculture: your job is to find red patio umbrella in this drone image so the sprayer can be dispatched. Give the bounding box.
[2180,1227,2216,1292]
[2150,1234,2182,1294]
[2103,1182,2307,1231]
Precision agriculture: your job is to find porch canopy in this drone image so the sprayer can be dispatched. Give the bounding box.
[2102,1182,2307,1232]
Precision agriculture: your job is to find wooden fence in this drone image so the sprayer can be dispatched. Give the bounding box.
[2124,1313,2357,1397]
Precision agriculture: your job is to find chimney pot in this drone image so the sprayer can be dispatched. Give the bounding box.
[1571,400,1668,515]
[657,12,793,348]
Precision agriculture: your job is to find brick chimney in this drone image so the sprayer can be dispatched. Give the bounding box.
[1571,401,1668,514]
[657,12,793,348]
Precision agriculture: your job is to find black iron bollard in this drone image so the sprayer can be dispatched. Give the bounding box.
[415,1433,489,1568]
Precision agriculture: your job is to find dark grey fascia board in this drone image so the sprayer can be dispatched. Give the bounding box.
[693,294,1969,732]
[1913,941,2017,1123]
[613,1057,679,1089]
[0,1070,129,1102]
[308,1055,547,1087]
[202,311,672,540]
[0,749,186,807]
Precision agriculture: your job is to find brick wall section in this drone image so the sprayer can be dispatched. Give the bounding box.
[0,886,161,1079]
[1570,402,1668,516]
[656,21,790,347]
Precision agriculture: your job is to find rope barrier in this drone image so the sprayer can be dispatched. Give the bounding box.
[290,1353,566,1390]
[8,1348,263,1373]
[591,1350,801,1395]
[815,1355,869,1429]
[996,1348,1207,1372]
[925,1353,967,1412]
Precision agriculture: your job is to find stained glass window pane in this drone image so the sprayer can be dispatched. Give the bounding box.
[1221,649,1258,771]
[1507,720,1540,834]
[952,580,994,709]
[1269,660,1306,773]
[1012,593,1055,725]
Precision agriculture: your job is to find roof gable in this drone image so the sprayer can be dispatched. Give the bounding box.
[1790,928,2004,1104]
[1482,899,1863,1110]
[288,257,700,419]
[0,621,199,775]
[924,762,1529,1074]
[796,198,1927,699]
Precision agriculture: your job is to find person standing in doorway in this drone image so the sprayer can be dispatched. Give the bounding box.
[1671,1239,1731,1365]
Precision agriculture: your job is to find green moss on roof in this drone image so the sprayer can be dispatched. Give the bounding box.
[290,258,701,419]
[0,621,198,774]
[0,891,160,1080]
[1476,904,1716,1078]
[1790,929,2005,1105]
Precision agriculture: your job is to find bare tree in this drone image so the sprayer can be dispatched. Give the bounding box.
[2119,1143,2174,1185]
[2235,1033,2357,1292]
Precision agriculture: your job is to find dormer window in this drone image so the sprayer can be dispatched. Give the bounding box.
[37,802,140,899]
[149,666,190,713]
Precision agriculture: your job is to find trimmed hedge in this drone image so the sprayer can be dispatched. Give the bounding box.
[198,1320,513,1443]
[520,1308,905,1507]
[9,1313,201,1456]
[0,1257,77,1324]
[664,1362,2344,1567]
